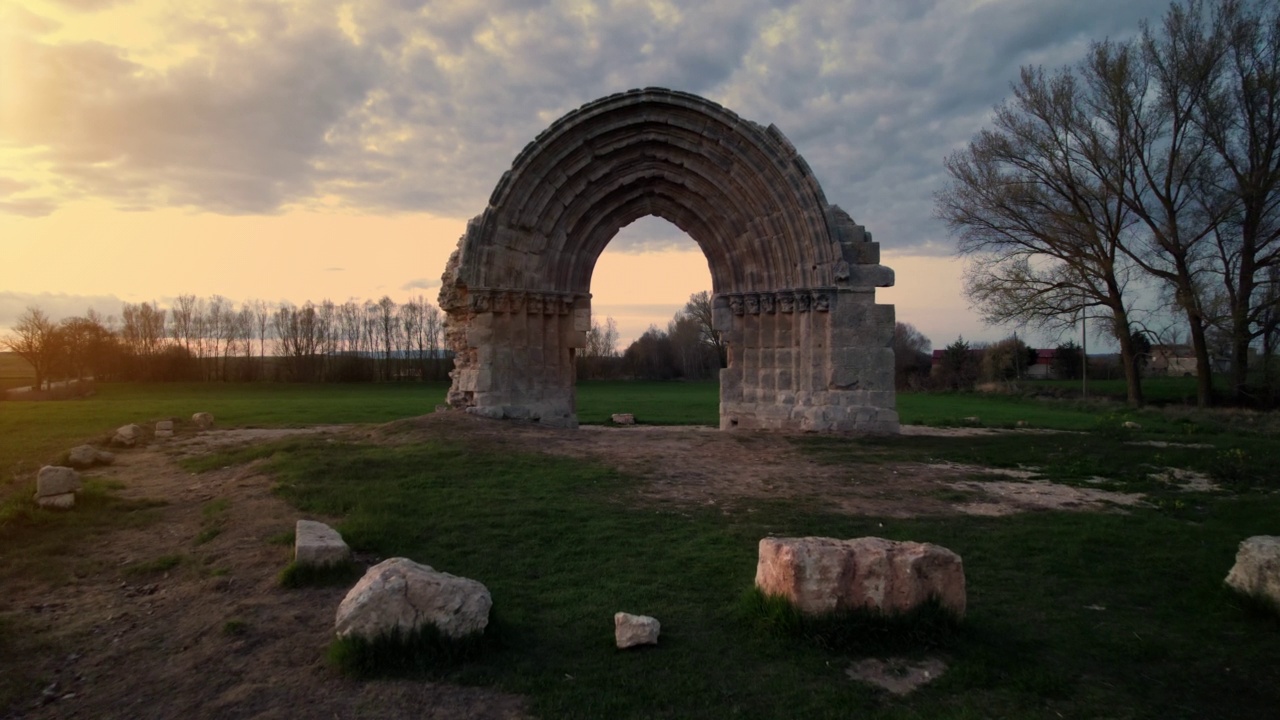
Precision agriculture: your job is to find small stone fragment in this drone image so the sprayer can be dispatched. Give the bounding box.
[1015,420,1028,428]
[1225,536,1280,608]
[295,520,351,567]
[1123,421,1142,430]
[112,424,143,447]
[611,413,636,425]
[962,416,980,425]
[36,466,82,497]
[614,612,660,648]
[335,558,491,641]
[192,412,215,429]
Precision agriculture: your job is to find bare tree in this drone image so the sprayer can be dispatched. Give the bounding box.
[3,307,60,390]
[681,291,725,367]
[1198,0,1280,400]
[938,64,1149,404]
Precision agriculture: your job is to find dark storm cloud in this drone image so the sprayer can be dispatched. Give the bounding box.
[3,0,1173,253]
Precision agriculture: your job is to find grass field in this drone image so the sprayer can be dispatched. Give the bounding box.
[0,353,34,391]
[186,420,1279,718]
[3,381,1279,717]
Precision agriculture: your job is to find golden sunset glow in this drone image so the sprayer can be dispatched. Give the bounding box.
[1,0,1169,349]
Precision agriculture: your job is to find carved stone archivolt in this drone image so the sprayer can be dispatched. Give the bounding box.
[438,88,898,433]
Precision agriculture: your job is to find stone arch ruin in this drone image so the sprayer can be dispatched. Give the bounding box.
[438,88,898,433]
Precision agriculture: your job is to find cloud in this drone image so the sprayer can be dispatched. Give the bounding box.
[401,277,441,291]
[1,0,1173,254]
[0,291,125,330]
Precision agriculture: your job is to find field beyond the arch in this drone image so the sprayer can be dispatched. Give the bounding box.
[1,380,1279,718]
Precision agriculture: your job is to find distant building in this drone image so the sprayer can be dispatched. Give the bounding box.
[1149,345,1196,377]
[1026,348,1057,379]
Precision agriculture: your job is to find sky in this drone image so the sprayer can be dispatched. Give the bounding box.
[0,0,1175,351]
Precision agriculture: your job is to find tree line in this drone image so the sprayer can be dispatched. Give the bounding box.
[3,294,448,390]
[939,0,1280,407]
[578,292,725,381]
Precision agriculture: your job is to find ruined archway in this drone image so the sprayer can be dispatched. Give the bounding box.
[438,88,898,433]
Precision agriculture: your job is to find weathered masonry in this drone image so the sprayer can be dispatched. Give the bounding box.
[438,88,898,433]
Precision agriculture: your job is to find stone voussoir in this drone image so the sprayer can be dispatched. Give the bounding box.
[294,519,351,567]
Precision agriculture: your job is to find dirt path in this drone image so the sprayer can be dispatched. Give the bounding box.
[3,413,1151,719]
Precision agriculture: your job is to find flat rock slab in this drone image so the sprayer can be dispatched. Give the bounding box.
[1226,536,1280,608]
[37,466,82,497]
[67,445,115,469]
[611,413,636,425]
[36,492,76,510]
[847,657,947,695]
[295,520,351,567]
[614,612,660,648]
[756,536,966,618]
[336,557,491,641]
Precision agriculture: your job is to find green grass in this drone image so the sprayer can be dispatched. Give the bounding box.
[278,559,363,588]
[184,427,1280,719]
[576,380,720,425]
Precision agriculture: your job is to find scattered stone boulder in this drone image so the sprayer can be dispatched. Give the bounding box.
[35,466,81,509]
[295,520,351,567]
[37,465,82,497]
[67,445,114,469]
[192,412,215,430]
[614,612,660,648]
[755,536,966,619]
[335,558,492,641]
[112,424,144,447]
[155,420,174,438]
[1225,536,1280,608]
[1123,421,1142,430]
[962,416,981,425]
[611,413,636,425]
[1015,420,1028,428]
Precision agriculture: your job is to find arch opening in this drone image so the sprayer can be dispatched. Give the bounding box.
[438,88,899,433]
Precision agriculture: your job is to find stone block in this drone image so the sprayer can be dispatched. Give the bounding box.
[37,466,81,497]
[113,424,143,447]
[611,413,635,425]
[155,420,174,438]
[295,520,351,567]
[1225,536,1280,608]
[614,612,660,648]
[755,536,966,618]
[192,412,215,429]
[335,558,492,641]
[37,493,75,510]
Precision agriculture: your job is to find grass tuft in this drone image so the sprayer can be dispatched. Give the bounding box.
[328,619,501,678]
[278,560,363,588]
[736,587,966,655]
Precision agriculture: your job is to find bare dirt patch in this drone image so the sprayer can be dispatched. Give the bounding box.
[4,413,1147,718]
[2,426,528,720]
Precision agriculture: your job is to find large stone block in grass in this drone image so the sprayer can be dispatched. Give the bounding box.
[755,536,966,618]
[37,465,82,497]
[335,558,491,641]
[295,520,350,567]
[1226,536,1280,608]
